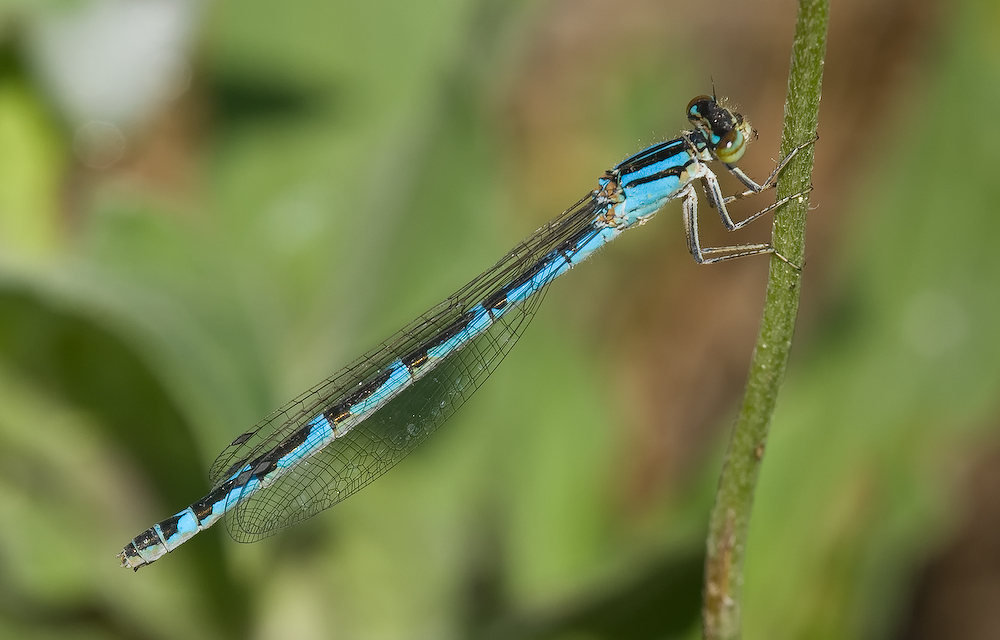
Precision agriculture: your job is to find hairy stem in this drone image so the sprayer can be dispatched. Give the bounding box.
[701,1,829,638]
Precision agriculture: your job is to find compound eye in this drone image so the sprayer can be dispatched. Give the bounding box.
[687,95,714,122]
[715,127,746,164]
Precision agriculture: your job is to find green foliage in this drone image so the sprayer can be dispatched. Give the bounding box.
[0,0,999,639]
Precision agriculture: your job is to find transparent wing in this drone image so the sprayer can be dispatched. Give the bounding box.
[206,193,600,541]
[225,283,547,541]
[207,297,460,486]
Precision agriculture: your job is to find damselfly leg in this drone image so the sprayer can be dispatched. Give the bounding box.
[684,137,816,265]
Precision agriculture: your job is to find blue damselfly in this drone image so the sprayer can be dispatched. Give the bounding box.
[119,95,809,570]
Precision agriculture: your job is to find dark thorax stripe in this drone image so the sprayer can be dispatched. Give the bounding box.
[621,164,688,190]
[615,138,688,174]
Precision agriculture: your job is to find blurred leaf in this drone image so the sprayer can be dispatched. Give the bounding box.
[0,282,248,638]
[0,48,64,261]
[0,361,225,639]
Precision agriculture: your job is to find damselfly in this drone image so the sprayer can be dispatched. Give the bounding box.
[119,95,809,570]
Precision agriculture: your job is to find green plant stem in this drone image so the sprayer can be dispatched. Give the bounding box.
[701,1,828,639]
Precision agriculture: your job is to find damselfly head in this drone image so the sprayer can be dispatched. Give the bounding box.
[686,95,755,165]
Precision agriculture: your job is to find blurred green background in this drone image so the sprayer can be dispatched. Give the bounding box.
[1,0,999,638]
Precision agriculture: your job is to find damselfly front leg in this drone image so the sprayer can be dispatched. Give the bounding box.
[704,137,817,232]
[682,153,813,264]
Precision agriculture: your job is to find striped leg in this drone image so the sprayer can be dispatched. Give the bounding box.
[685,173,813,265]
